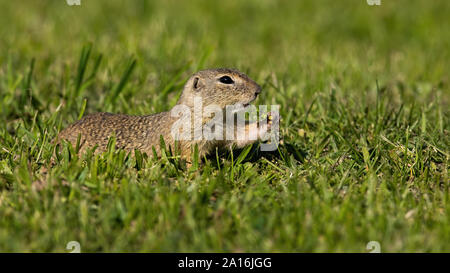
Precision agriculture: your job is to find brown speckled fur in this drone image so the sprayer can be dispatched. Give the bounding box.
[56,68,267,161]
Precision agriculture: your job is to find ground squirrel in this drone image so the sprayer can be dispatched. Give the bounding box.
[56,68,278,162]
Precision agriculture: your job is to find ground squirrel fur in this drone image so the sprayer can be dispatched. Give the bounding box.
[57,68,277,161]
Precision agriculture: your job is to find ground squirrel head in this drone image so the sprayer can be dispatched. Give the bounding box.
[176,68,261,109]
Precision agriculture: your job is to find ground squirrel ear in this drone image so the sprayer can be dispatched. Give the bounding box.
[193,77,201,90]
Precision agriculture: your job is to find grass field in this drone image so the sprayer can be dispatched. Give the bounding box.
[0,0,448,252]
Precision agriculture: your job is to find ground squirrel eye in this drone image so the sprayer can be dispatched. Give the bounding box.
[219,76,234,84]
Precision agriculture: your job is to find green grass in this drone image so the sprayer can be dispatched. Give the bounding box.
[0,0,449,252]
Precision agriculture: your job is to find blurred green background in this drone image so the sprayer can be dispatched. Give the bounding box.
[0,0,448,114]
[0,0,448,252]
